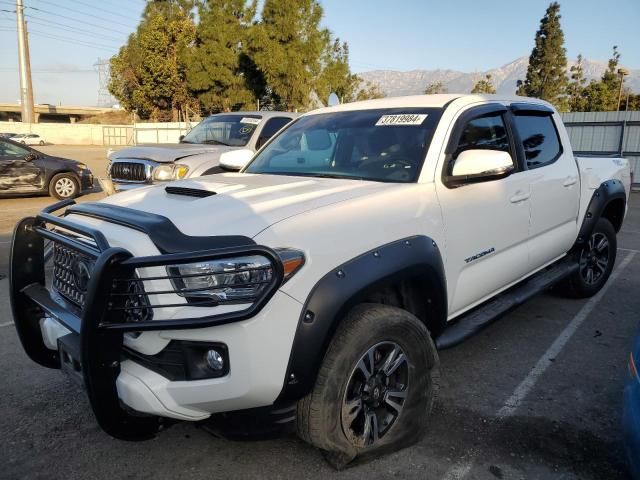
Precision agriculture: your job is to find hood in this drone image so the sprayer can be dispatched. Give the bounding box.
[109,143,238,164]
[96,173,398,238]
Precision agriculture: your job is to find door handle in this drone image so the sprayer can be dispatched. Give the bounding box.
[510,191,530,203]
[563,176,578,187]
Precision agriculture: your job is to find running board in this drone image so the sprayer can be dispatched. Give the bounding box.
[436,259,579,349]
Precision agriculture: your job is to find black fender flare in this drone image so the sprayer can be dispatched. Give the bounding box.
[574,179,626,248]
[275,235,447,403]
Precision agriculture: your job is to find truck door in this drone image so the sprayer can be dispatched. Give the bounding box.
[436,104,532,318]
[509,105,580,268]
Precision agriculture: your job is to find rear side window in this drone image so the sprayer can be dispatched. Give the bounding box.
[260,117,292,140]
[513,115,562,169]
[456,114,510,153]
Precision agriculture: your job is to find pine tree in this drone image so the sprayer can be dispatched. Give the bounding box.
[250,0,329,111]
[516,2,568,110]
[582,46,624,111]
[424,81,447,94]
[567,54,587,112]
[316,40,358,105]
[185,0,258,113]
[471,74,496,94]
[109,1,197,120]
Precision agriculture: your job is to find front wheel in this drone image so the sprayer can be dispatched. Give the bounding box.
[561,218,617,298]
[296,304,439,469]
[49,173,79,200]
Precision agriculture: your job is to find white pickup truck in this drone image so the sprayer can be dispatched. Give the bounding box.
[10,94,631,468]
[107,111,297,191]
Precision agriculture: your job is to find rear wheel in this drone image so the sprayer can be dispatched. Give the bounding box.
[39,140,45,146]
[49,173,79,199]
[297,303,439,469]
[561,218,616,298]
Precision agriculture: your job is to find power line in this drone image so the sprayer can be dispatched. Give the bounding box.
[0,67,94,73]
[24,4,132,35]
[25,14,123,43]
[29,0,138,30]
[66,0,141,23]
[29,29,119,51]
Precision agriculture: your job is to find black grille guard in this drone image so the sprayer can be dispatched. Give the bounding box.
[9,199,285,440]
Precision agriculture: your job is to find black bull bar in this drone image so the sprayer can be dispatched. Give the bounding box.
[9,199,283,440]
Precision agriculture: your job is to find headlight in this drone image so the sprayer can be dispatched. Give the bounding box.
[152,164,189,181]
[76,163,89,171]
[166,249,304,304]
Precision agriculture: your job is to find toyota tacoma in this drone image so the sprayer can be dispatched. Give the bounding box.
[10,94,631,468]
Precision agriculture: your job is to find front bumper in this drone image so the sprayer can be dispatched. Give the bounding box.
[10,199,293,439]
[78,170,94,193]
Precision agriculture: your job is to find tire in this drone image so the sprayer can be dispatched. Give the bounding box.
[49,173,79,200]
[560,218,617,298]
[39,140,45,146]
[296,303,440,469]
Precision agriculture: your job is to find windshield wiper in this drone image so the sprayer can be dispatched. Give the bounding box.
[261,172,369,181]
[201,139,231,146]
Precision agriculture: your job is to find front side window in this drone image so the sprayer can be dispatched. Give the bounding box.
[181,115,262,147]
[456,114,510,153]
[513,114,562,168]
[245,108,442,183]
[0,140,30,159]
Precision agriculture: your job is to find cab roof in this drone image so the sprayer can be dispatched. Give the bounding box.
[304,94,553,116]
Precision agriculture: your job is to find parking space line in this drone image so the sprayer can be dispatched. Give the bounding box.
[443,251,636,479]
[619,247,640,254]
[0,321,14,328]
[497,251,635,418]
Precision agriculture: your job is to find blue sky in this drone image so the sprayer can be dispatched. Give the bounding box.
[0,0,638,106]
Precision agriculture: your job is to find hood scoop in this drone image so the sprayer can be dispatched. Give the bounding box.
[165,185,217,198]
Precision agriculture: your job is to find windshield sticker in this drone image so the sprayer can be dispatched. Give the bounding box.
[239,126,253,134]
[240,117,261,125]
[375,114,428,126]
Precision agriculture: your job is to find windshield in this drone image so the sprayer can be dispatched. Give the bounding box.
[181,114,262,146]
[245,108,442,183]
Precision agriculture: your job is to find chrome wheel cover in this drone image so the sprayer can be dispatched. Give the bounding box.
[54,177,75,198]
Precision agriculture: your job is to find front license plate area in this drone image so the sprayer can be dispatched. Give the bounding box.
[58,333,84,387]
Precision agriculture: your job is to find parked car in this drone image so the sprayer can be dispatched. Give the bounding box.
[624,330,640,479]
[107,111,298,191]
[0,137,93,199]
[0,132,18,138]
[9,133,47,145]
[10,94,631,468]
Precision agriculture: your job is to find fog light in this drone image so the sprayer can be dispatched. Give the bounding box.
[206,349,224,371]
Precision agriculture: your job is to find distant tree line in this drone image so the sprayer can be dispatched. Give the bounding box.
[517,2,638,112]
[108,0,383,120]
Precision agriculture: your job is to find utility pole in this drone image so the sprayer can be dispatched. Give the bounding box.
[16,0,35,124]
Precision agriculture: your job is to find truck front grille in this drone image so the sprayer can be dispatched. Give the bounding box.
[52,243,94,308]
[52,242,152,322]
[110,162,147,182]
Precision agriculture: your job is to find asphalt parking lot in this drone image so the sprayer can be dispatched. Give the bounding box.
[0,147,639,479]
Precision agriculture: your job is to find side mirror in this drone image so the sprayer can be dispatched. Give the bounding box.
[218,149,255,171]
[449,150,514,185]
[178,135,185,143]
[25,153,38,162]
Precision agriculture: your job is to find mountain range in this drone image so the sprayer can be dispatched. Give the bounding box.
[358,57,640,97]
